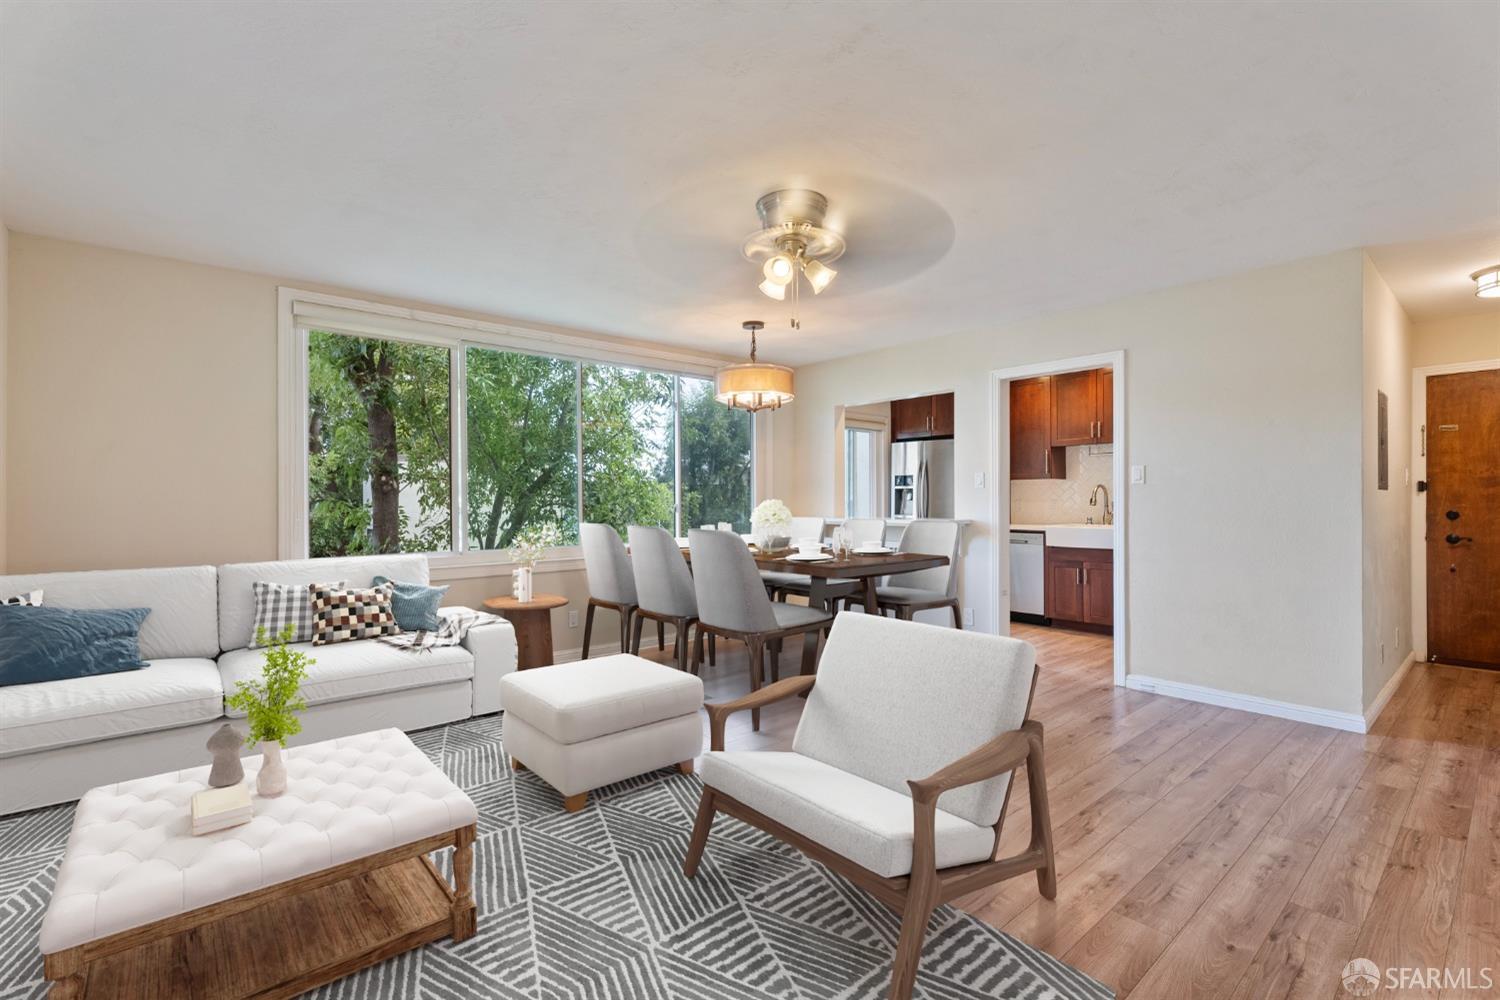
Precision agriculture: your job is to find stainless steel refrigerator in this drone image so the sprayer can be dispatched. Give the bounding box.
[890,439,955,519]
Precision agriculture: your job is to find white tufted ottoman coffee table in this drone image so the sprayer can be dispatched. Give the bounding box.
[500,654,704,812]
[38,728,477,999]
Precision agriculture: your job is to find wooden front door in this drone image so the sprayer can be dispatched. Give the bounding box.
[1426,369,1500,669]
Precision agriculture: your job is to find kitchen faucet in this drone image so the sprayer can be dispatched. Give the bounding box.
[1089,483,1113,525]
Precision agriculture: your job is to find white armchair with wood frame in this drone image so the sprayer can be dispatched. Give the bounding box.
[682,613,1056,1000]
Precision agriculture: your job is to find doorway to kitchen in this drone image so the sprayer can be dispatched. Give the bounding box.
[1411,358,1500,669]
[990,352,1126,686]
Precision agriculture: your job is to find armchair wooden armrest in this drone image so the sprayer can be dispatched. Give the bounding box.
[906,720,1043,804]
[704,675,816,750]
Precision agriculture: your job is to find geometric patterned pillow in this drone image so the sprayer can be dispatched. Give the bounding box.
[310,583,400,646]
[1,589,42,607]
[250,580,344,647]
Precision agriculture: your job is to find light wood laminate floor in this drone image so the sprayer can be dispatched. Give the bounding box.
[630,621,1500,999]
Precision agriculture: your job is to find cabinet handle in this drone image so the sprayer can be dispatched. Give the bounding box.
[1084,567,1089,585]
[1077,567,1083,585]
[1044,450,1049,475]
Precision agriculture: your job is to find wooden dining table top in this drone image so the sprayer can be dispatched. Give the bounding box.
[679,545,948,579]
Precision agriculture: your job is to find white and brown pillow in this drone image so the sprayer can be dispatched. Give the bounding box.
[2,589,43,607]
[311,583,400,645]
[250,580,344,646]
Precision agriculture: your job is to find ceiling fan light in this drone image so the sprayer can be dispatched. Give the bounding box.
[758,277,786,300]
[763,254,795,285]
[1473,265,1500,299]
[802,257,836,293]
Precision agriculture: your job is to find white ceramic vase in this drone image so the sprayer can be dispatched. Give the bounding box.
[257,741,287,797]
[513,566,534,603]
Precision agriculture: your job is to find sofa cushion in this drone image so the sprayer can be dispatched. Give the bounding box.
[373,576,450,632]
[0,566,218,660]
[0,605,151,687]
[701,750,997,878]
[218,639,472,714]
[792,614,1035,830]
[499,654,703,745]
[0,658,224,757]
[217,555,429,652]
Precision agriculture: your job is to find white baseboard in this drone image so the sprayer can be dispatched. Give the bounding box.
[1363,651,1416,731]
[1125,674,1367,733]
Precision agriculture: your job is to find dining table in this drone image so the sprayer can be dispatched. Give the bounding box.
[678,540,950,676]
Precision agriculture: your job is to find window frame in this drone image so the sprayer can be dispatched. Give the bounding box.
[279,288,759,578]
[844,425,883,519]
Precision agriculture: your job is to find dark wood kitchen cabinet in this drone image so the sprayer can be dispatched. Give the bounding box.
[891,392,955,441]
[1010,376,1065,479]
[1051,368,1113,446]
[1045,545,1113,630]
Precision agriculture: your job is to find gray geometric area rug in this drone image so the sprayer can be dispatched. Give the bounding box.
[0,714,1112,999]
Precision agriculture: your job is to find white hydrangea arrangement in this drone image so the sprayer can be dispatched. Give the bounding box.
[751,499,793,533]
[511,522,562,568]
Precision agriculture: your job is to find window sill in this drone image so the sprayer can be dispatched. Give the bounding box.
[428,550,587,582]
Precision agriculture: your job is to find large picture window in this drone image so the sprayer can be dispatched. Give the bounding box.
[301,320,753,559]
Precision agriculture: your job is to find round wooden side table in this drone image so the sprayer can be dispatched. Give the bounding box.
[483,593,569,669]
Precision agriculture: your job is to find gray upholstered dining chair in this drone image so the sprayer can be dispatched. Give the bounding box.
[683,613,1053,1000]
[627,524,714,672]
[580,522,638,657]
[846,519,962,627]
[760,515,827,600]
[688,529,833,731]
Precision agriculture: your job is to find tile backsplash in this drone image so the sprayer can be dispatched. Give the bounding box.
[1011,445,1115,524]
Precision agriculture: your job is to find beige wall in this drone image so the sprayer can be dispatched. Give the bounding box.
[3,232,721,654]
[1412,311,1500,368]
[775,250,1368,716]
[1360,256,1413,713]
[1410,310,1494,370]
[0,224,7,573]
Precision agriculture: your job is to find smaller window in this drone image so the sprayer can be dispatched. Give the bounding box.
[845,426,881,519]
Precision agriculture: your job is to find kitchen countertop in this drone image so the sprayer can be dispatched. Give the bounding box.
[1010,523,1114,550]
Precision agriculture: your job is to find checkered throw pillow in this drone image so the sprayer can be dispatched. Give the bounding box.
[250,580,344,646]
[1,589,42,606]
[311,583,400,646]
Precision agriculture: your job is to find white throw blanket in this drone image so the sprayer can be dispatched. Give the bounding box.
[379,608,503,652]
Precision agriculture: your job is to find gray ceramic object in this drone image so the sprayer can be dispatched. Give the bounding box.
[207,723,246,787]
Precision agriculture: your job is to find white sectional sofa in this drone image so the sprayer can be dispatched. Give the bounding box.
[0,554,517,813]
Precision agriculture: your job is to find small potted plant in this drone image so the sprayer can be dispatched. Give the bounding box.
[225,625,311,797]
[751,498,794,551]
[510,522,562,602]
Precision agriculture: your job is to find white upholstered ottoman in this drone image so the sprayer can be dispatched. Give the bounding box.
[38,728,477,999]
[500,654,704,811]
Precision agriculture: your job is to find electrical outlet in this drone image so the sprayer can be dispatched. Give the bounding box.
[567,610,579,628]
[963,607,975,627]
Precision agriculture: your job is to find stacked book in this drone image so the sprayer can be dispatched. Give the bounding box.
[190,784,253,835]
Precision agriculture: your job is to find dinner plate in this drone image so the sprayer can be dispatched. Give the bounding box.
[785,552,833,562]
[853,545,894,554]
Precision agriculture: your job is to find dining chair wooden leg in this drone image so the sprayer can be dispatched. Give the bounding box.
[690,626,704,675]
[745,636,765,731]
[658,620,666,651]
[950,602,963,629]
[769,641,781,683]
[708,633,717,666]
[630,612,645,655]
[676,620,690,671]
[682,789,717,878]
[581,603,596,659]
[619,608,632,656]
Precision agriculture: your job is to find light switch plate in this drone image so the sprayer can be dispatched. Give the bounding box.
[963,607,975,627]
[974,471,985,489]
[567,610,579,628]
[1130,464,1147,484]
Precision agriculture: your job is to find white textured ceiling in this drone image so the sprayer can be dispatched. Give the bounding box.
[2,1,1496,364]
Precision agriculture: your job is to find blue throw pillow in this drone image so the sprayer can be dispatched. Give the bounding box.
[0,604,151,687]
[372,576,450,632]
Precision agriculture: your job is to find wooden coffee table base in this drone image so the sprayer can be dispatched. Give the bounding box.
[43,825,476,1000]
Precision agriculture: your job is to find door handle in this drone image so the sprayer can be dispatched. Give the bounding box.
[1445,533,1474,545]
